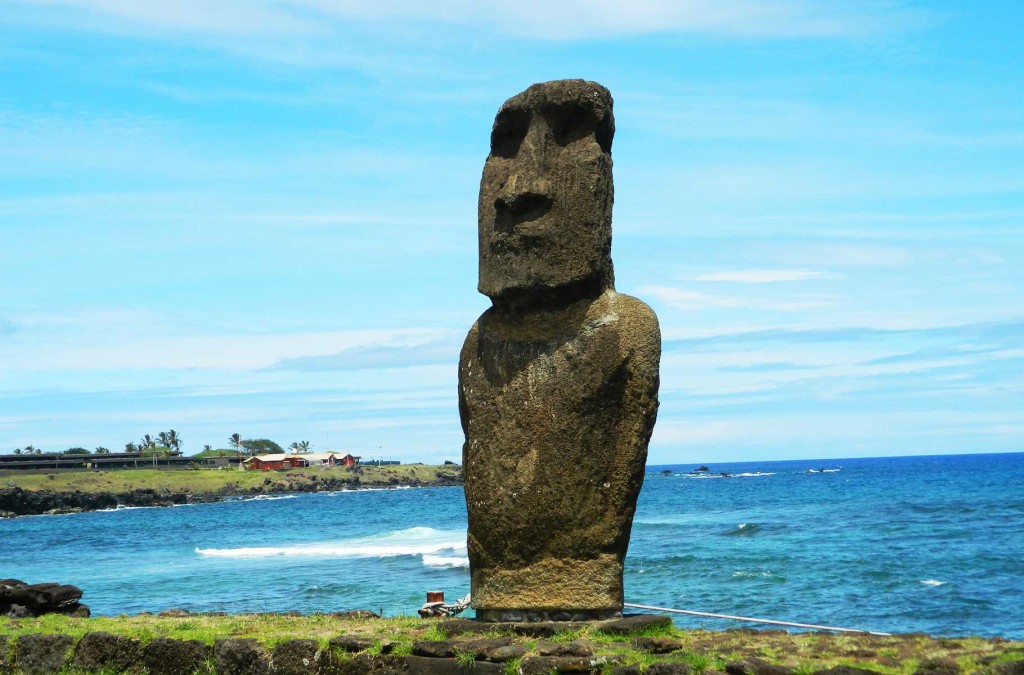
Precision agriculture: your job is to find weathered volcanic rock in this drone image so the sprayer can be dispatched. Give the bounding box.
[15,633,74,675]
[143,637,212,675]
[271,639,321,675]
[72,631,143,674]
[0,579,87,618]
[214,638,271,675]
[461,79,660,618]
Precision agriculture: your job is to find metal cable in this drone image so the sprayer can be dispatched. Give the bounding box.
[623,602,891,636]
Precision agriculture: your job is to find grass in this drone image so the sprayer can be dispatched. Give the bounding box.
[420,624,449,642]
[0,464,462,497]
[454,649,478,668]
[0,614,1020,675]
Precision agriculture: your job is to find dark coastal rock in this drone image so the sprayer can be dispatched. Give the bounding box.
[633,636,684,653]
[72,631,143,673]
[143,637,212,675]
[488,644,529,662]
[726,657,795,675]
[0,635,9,673]
[412,640,458,658]
[460,636,514,659]
[322,653,406,675]
[271,639,320,675]
[520,655,616,674]
[0,473,461,518]
[912,658,961,675]
[812,667,883,675]
[405,655,503,674]
[0,579,86,618]
[14,633,74,675]
[619,663,693,675]
[330,635,377,653]
[461,78,660,618]
[994,661,1024,675]
[158,607,191,617]
[537,640,594,657]
[0,486,192,517]
[214,638,271,675]
[598,614,672,636]
[330,609,382,620]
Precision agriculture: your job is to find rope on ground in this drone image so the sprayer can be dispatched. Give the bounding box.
[623,602,891,636]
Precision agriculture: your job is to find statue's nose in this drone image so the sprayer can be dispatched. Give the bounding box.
[494,180,553,232]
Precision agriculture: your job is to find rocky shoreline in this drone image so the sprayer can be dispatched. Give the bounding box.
[0,472,463,518]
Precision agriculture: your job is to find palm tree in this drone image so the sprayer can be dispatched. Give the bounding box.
[141,435,156,450]
[24,445,38,454]
[229,433,243,471]
[12,448,22,455]
[167,430,181,454]
[94,447,110,454]
[125,442,138,453]
[156,431,170,448]
[289,441,311,454]
[203,444,212,453]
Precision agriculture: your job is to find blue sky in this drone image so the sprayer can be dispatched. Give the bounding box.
[1,1,1021,464]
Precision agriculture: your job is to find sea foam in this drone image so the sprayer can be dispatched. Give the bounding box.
[195,526,466,562]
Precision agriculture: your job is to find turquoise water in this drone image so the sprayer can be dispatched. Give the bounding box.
[1,453,1022,638]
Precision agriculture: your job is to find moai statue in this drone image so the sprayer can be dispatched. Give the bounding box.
[459,79,661,621]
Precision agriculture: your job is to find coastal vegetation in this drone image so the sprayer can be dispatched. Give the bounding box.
[0,464,459,495]
[0,612,1020,675]
[0,464,464,516]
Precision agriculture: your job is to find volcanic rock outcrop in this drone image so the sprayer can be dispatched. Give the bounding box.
[460,79,661,620]
[0,579,89,618]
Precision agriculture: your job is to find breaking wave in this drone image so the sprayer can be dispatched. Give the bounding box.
[422,555,470,568]
[195,526,466,565]
[724,523,762,536]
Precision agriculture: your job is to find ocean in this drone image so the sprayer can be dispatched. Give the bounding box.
[1,453,1022,638]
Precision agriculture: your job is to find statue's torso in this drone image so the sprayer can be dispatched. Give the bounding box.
[459,290,660,612]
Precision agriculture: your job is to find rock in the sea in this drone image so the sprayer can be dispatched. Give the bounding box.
[461,79,661,619]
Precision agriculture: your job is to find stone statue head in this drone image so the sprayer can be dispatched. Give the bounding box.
[478,79,616,304]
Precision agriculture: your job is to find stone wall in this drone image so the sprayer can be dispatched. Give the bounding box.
[0,616,675,674]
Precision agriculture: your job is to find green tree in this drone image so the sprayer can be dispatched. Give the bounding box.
[203,444,212,453]
[156,431,170,448]
[140,434,156,450]
[12,448,22,455]
[241,438,283,456]
[63,447,90,455]
[125,442,139,453]
[95,447,110,454]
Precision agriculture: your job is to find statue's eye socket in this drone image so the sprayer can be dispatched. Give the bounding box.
[543,102,599,148]
[491,108,530,158]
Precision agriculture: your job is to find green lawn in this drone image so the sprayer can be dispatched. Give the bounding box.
[0,464,462,496]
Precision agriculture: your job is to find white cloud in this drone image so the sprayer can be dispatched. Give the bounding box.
[638,284,834,312]
[692,269,830,283]
[0,326,455,371]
